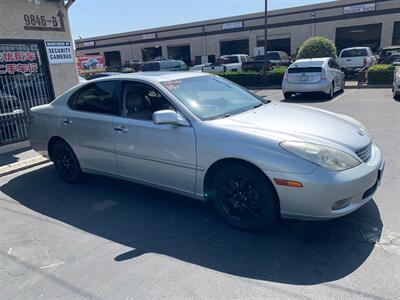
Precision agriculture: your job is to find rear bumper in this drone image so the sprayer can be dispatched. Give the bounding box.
[282,79,331,94]
[265,143,384,220]
[344,67,364,74]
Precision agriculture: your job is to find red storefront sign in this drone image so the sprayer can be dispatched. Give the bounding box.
[0,51,38,75]
[76,55,106,74]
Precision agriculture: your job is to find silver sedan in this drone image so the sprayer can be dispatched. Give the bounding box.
[28,72,384,231]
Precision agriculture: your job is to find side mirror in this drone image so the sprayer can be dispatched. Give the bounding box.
[152,110,189,126]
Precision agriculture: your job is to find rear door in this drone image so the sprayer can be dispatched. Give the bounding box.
[328,59,341,89]
[287,67,322,84]
[58,81,118,175]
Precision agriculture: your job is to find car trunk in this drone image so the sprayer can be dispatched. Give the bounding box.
[287,67,322,83]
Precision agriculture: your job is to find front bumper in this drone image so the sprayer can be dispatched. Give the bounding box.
[282,79,331,94]
[266,143,384,220]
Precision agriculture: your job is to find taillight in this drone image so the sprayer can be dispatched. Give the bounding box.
[363,57,368,66]
[27,114,34,125]
[283,71,288,80]
[321,69,327,80]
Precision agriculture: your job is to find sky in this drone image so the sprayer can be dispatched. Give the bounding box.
[69,0,334,40]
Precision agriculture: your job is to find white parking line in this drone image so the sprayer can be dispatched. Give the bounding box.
[333,89,357,101]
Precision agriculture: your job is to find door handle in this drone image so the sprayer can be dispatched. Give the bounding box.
[63,118,72,126]
[114,126,129,133]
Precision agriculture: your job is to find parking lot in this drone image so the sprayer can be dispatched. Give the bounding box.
[0,88,399,299]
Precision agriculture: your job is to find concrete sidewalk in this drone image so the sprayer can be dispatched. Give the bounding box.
[0,141,48,177]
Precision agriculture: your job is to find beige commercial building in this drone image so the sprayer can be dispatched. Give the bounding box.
[0,0,77,145]
[75,0,400,67]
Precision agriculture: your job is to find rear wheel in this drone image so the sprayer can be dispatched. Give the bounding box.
[210,163,279,231]
[51,140,83,184]
[394,93,400,101]
[326,83,334,99]
[284,92,293,100]
[339,81,345,93]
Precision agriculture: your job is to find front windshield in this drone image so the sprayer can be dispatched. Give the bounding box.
[161,76,269,120]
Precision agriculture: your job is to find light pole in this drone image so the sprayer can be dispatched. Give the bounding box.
[264,0,268,75]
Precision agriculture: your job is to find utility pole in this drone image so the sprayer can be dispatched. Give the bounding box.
[264,0,268,75]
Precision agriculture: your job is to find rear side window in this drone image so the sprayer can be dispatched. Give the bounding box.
[266,53,280,60]
[340,49,368,57]
[69,81,117,115]
[288,67,322,73]
[142,62,160,71]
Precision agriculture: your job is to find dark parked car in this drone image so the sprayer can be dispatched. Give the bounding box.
[0,89,21,113]
[377,46,400,64]
[242,51,290,72]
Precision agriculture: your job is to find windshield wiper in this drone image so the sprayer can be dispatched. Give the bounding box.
[252,103,264,109]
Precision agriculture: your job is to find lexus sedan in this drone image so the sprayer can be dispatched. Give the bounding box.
[28,72,384,231]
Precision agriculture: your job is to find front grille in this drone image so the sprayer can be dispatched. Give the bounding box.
[356,143,372,162]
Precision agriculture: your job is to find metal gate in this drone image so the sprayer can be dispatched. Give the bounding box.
[0,41,53,146]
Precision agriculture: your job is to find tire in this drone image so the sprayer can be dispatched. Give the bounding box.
[339,81,345,93]
[326,83,334,100]
[51,140,83,184]
[284,92,293,100]
[210,163,279,232]
[394,93,400,101]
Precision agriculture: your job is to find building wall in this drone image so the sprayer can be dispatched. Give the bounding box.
[75,0,400,63]
[0,0,78,96]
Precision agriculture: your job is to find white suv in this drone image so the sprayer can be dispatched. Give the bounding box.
[282,58,345,100]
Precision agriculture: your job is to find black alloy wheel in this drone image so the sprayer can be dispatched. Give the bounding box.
[52,140,83,183]
[211,164,279,231]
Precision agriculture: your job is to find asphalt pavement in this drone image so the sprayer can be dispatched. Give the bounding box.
[0,88,399,299]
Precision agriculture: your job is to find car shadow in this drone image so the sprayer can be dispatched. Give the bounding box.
[2,165,382,285]
[281,92,341,103]
[0,146,32,166]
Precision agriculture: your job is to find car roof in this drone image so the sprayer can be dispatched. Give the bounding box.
[92,71,209,83]
[341,47,370,51]
[290,58,329,67]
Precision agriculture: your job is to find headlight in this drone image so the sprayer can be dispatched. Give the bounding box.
[280,141,360,171]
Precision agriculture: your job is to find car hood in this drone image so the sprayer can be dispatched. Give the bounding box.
[210,102,372,151]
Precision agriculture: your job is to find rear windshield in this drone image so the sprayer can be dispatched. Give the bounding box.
[288,67,322,73]
[380,48,400,57]
[341,49,368,57]
[142,62,160,71]
[223,56,239,63]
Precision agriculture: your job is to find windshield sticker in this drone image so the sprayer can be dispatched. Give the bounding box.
[163,80,182,90]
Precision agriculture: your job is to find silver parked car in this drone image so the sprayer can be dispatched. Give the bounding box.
[282,58,345,100]
[28,72,384,231]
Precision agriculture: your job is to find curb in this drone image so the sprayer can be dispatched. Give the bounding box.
[0,155,50,177]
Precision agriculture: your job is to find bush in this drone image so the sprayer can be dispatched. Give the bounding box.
[367,64,395,85]
[217,67,287,87]
[265,66,287,86]
[297,36,337,59]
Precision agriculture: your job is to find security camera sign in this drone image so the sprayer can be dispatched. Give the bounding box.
[45,41,74,64]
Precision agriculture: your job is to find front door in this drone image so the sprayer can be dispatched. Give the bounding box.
[59,80,118,175]
[113,81,196,193]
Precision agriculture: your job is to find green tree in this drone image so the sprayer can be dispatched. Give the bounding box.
[297,36,337,59]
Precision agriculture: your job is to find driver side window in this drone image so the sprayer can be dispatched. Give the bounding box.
[122,82,175,121]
